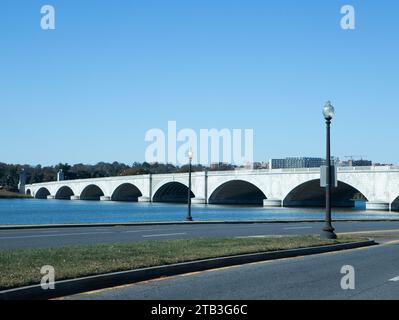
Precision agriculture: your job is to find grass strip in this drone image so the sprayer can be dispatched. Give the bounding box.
[0,235,365,290]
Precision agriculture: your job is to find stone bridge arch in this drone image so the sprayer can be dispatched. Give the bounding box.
[111,183,143,201]
[152,180,194,203]
[208,180,267,205]
[55,186,75,200]
[207,175,269,204]
[80,184,105,201]
[334,174,374,202]
[391,190,399,211]
[283,179,368,208]
[35,187,51,199]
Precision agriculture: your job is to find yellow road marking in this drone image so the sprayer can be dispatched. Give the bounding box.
[338,229,399,235]
[82,283,139,295]
[180,271,205,277]
[381,240,399,245]
[81,276,171,295]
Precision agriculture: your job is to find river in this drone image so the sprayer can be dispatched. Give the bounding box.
[0,199,398,225]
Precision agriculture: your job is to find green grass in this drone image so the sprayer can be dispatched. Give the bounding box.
[0,189,31,199]
[0,235,365,290]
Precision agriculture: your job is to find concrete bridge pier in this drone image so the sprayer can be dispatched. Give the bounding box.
[100,196,111,201]
[70,196,80,200]
[47,195,55,200]
[263,199,282,208]
[366,201,390,211]
[138,196,151,202]
[191,197,207,204]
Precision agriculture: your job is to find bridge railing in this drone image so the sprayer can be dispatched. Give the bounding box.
[25,165,399,187]
[337,165,399,172]
[206,165,398,176]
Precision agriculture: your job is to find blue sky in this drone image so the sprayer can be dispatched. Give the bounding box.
[1,0,398,166]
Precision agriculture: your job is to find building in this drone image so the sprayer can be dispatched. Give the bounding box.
[269,157,328,169]
[351,159,372,167]
[340,159,373,167]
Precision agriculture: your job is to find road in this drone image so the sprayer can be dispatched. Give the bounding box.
[65,241,399,300]
[1,221,399,250]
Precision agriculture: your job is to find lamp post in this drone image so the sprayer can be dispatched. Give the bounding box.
[321,101,337,239]
[186,149,193,222]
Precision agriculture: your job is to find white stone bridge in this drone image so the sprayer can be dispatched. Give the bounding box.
[24,166,399,211]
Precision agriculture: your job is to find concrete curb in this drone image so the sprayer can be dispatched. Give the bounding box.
[1,219,399,230]
[0,239,376,300]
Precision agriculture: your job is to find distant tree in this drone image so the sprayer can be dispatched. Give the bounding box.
[121,167,150,176]
[209,163,236,171]
[178,165,204,173]
[0,160,250,186]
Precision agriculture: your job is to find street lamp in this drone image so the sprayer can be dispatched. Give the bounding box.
[321,101,337,239]
[186,149,193,221]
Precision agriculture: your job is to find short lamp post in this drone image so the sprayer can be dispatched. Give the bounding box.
[321,101,337,240]
[186,149,193,222]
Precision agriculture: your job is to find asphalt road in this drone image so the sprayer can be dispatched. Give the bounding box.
[1,221,399,250]
[65,241,399,300]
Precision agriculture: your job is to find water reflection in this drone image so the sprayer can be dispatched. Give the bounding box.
[0,199,398,225]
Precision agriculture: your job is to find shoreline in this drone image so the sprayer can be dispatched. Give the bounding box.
[2,218,399,230]
[0,196,32,199]
[0,190,32,199]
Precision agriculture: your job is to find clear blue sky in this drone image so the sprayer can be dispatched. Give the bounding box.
[1,0,398,166]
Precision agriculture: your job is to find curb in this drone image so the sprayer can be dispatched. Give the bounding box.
[1,219,399,230]
[0,239,376,300]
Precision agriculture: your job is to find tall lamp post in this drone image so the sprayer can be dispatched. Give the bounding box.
[186,149,193,222]
[321,101,337,239]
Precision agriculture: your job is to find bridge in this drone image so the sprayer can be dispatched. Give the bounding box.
[22,166,399,211]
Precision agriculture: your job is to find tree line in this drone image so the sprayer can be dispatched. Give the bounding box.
[0,161,245,191]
